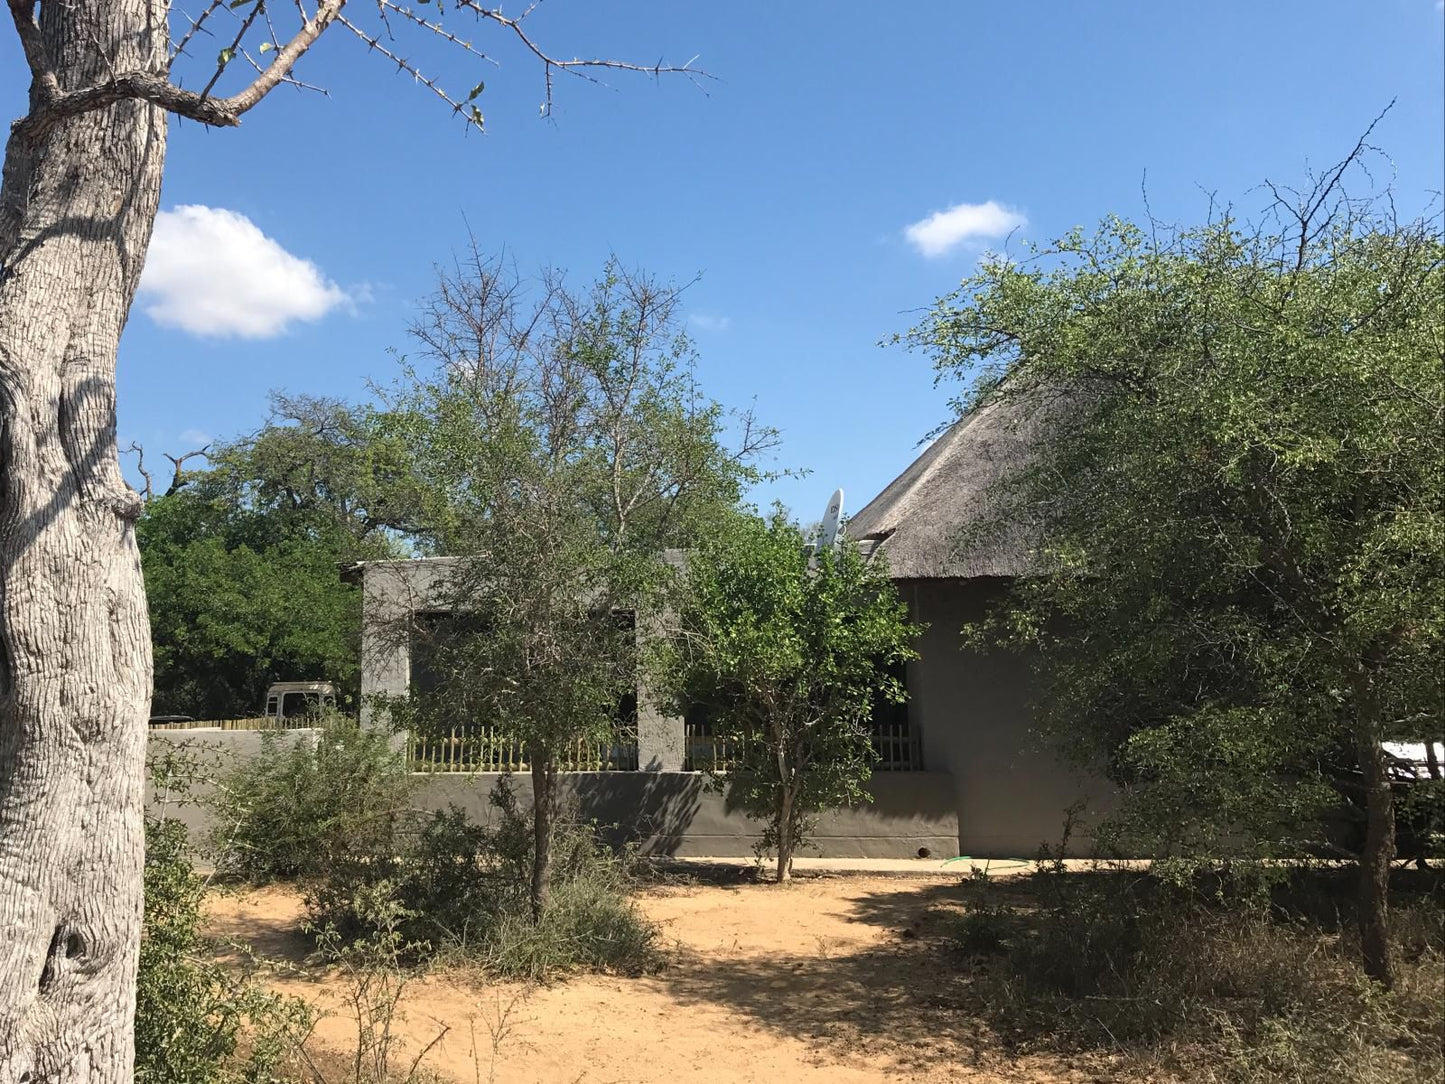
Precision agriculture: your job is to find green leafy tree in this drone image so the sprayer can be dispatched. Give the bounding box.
[375,253,779,917]
[902,147,1443,986]
[137,394,424,718]
[138,488,364,718]
[662,511,920,882]
[202,393,431,547]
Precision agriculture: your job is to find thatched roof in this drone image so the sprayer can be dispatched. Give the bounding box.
[847,393,1049,580]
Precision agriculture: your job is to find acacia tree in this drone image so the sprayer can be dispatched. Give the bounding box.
[662,511,920,883]
[200,393,432,546]
[374,254,778,918]
[0,2,699,1073]
[902,148,1443,986]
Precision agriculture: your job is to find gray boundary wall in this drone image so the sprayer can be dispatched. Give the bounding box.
[146,730,960,859]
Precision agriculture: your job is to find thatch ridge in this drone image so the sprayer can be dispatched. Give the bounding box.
[847,392,1050,580]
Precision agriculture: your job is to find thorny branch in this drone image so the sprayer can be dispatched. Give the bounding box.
[171,0,227,63]
[338,13,477,124]
[10,0,348,141]
[198,0,267,98]
[457,1,708,116]
[8,0,707,143]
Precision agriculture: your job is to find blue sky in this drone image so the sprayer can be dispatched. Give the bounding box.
[3,2,1443,518]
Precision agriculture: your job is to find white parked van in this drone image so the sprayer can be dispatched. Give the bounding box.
[263,681,337,726]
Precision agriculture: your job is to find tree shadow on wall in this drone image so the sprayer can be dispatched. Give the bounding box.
[571,770,706,857]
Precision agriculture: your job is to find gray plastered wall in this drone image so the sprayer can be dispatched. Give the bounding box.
[147,730,960,859]
[901,576,1112,857]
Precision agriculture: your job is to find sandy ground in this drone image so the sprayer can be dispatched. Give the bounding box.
[205,873,1107,1084]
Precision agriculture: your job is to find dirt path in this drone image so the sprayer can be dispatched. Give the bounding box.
[205,875,1101,1083]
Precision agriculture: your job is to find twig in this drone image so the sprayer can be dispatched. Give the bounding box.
[339,14,483,128]
[171,0,227,62]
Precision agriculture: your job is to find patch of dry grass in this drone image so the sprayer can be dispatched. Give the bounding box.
[952,867,1445,1084]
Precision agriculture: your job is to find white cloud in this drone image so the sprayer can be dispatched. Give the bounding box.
[139,205,352,338]
[178,428,212,446]
[903,199,1026,258]
[689,313,731,332]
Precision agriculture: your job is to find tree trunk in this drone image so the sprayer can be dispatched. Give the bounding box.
[529,746,555,920]
[775,780,794,884]
[0,0,166,1076]
[1352,668,1396,989]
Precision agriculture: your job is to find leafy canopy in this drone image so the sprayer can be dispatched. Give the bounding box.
[903,177,1444,868]
[662,510,920,873]
[376,255,781,761]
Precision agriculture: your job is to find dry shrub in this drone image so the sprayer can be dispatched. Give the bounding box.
[210,726,658,980]
[959,865,1444,1084]
[282,770,659,981]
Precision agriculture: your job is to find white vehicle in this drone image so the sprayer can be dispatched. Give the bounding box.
[263,681,337,726]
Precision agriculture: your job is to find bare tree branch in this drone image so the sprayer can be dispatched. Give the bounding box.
[171,0,228,63]
[198,0,268,99]
[220,0,348,112]
[12,0,708,148]
[6,0,60,102]
[458,1,709,116]
[376,0,498,71]
[1262,99,1396,274]
[123,441,154,502]
[338,13,481,126]
[163,446,211,496]
[13,0,347,141]
[15,71,244,138]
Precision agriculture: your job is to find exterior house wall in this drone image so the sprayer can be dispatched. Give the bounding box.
[150,565,1110,859]
[356,557,684,769]
[357,557,460,727]
[903,577,1112,857]
[320,557,960,857]
[301,559,1107,859]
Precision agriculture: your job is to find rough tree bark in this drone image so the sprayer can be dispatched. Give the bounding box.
[774,782,795,885]
[1351,666,1396,989]
[529,747,556,920]
[0,0,165,1077]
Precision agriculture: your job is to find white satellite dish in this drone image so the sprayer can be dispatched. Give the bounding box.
[818,488,844,551]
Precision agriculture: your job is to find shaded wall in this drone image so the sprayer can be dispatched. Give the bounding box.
[418,771,959,859]
[146,731,959,859]
[903,577,1112,857]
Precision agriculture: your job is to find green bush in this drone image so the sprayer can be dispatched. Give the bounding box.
[139,751,310,1083]
[402,779,658,979]
[210,720,417,883]
[464,781,658,979]
[213,741,658,978]
[953,867,1018,957]
[478,871,660,981]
